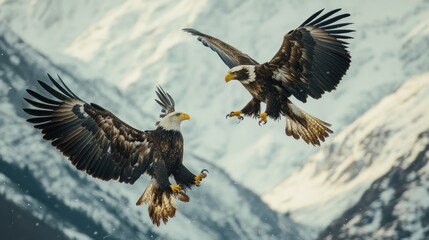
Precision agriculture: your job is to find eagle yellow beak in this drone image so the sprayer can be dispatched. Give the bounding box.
[179,113,190,121]
[224,72,237,82]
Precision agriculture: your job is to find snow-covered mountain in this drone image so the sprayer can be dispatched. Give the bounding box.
[264,73,429,236]
[2,1,429,194]
[0,25,304,239]
[319,131,429,239]
[2,1,429,239]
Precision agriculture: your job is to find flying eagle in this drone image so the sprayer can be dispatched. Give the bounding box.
[23,74,208,226]
[184,9,353,145]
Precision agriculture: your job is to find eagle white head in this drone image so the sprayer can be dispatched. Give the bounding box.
[158,111,190,131]
[224,65,256,84]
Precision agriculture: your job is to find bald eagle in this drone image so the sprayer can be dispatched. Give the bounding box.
[184,8,353,145]
[23,74,208,226]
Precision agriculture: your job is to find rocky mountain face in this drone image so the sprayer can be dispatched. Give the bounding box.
[264,73,429,238]
[319,130,429,239]
[0,25,304,240]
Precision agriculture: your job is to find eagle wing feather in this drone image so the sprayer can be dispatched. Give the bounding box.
[24,74,152,184]
[266,8,353,102]
[183,28,259,68]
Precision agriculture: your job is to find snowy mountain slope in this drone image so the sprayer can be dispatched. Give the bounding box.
[318,131,429,239]
[2,0,428,194]
[0,25,304,239]
[263,72,429,231]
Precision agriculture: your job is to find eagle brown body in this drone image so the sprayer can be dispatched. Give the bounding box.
[185,8,353,145]
[240,74,288,120]
[23,74,207,226]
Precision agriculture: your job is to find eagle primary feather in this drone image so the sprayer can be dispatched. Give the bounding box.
[23,74,207,226]
[267,8,353,102]
[183,28,259,68]
[185,9,353,145]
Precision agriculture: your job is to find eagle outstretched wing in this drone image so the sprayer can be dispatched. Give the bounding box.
[183,28,259,68]
[266,8,353,102]
[23,74,152,184]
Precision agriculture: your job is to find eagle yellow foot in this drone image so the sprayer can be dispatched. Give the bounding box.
[170,184,182,193]
[259,112,267,125]
[195,169,209,187]
[226,111,244,121]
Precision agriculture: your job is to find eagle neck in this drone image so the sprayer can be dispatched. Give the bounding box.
[158,126,181,132]
[157,121,181,132]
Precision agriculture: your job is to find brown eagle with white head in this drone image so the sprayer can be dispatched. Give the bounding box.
[184,8,353,145]
[23,74,208,226]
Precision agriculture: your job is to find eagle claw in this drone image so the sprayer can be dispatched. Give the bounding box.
[195,169,208,187]
[170,184,182,193]
[226,111,244,123]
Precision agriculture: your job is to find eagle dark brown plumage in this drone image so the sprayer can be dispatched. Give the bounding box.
[184,8,353,145]
[23,74,208,226]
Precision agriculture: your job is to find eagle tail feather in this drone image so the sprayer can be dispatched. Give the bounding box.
[284,102,333,146]
[136,179,177,226]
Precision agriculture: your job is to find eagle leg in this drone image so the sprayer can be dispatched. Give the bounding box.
[170,184,182,193]
[194,169,208,187]
[258,112,268,125]
[259,98,281,125]
[226,111,244,122]
[241,98,261,118]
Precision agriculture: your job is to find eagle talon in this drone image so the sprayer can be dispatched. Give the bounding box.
[170,184,182,193]
[259,112,267,126]
[226,111,244,122]
[195,170,208,187]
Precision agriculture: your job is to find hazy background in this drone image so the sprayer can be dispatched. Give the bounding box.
[0,0,428,239]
